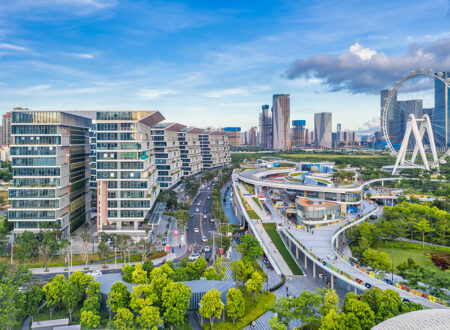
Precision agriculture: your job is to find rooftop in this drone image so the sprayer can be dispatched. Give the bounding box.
[372,309,450,330]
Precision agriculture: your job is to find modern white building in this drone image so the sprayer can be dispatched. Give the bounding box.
[96,111,164,234]
[199,131,231,169]
[178,127,203,177]
[9,110,92,238]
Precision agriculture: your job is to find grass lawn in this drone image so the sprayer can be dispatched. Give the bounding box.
[377,245,444,274]
[262,223,303,275]
[252,197,263,210]
[208,288,276,330]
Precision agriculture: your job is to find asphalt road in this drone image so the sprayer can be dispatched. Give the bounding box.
[186,181,218,254]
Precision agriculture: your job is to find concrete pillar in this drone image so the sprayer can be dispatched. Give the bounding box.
[134,221,139,230]
[382,180,384,187]
[331,275,334,290]
[313,262,316,278]
[296,246,299,259]
[347,283,350,291]
[304,254,307,269]
[289,239,292,249]
[354,286,357,294]
[335,235,339,248]
[117,221,122,230]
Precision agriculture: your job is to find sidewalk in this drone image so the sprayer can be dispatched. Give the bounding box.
[237,183,271,221]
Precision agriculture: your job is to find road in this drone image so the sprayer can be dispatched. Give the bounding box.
[186,181,218,255]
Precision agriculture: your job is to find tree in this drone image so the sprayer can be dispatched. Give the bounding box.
[226,288,245,326]
[149,267,173,306]
[269,296,297,330]
[203,257,227,280]
[83,281,101,313]
[378,289,402,321]
[60,239,71,270]
[414,218,433,248]
[122,264,134,283]
[236,235,263,262]
[132,263,150,284]
[230,259,253,287]
[245,272,263,302]
[294,291,323,329]
[194,257,208,277]
[114,307,134,329]
[108,282,130,314]
[39,229,61,271]
[62,281,80,321]
[80,310,100,329]
[318,289,339,317]
[116,234,133,263]
[361,249,390,275]
[199,288,224,330]
[174,209,190,232]
[97,240,110,266]
[162,282,192,330]
[142,259,154,276]
[130,284,158,313]
[378,220,392,246]
[13,231,39,263]
[136,305,161,329]
[342,294,375,329]
[80,231,91,269]
[25,284,43,322]
[43,274,67,318]
[136,238,152,263]
[319,310,356,330]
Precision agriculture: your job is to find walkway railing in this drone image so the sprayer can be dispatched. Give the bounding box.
[331,204,448,307]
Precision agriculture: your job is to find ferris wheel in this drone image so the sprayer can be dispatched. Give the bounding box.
[381,69,450,173]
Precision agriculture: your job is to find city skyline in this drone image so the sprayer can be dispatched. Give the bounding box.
[0,1,450,131]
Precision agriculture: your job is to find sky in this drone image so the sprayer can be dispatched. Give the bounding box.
[1,0,450,132]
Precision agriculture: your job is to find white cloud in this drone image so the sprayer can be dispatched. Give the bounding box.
[349,42,377,60]
[15,84,50,95]
[137,89,178,100]
[0,42,35,54]
[358,116,380,132]
[72,53,95,59]
[202,88,247,98]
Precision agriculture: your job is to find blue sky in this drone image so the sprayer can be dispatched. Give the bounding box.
[0,0,449,131]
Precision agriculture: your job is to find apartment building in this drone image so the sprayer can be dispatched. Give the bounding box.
[199,131,231,169]
[152,123,184,189]
[178,127,203,177]
[9,110,92,238]
[96,111,164,234]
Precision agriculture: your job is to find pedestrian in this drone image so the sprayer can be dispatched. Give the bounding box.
[252,321,256,328]
[286,286,289,294]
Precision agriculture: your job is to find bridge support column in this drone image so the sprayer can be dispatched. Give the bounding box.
[289,239,292,250]
[313,262,316,278]
[382,180,384,187]
[354,286,357,294]
[304,254,307,269]
[347,283,350,291]
[296,246,299,259]
[331,275,334,290]
[255,185,261,195]
[335,235,339,249]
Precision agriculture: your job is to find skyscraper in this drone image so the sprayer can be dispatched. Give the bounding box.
[314,112,332,149]
[291,120,308,148]
[2,111,12,146]
[259,105,272,148]
[380,89,397,140]
[434,72,449,148]
[249,127,258,146]
[272,94,290,150]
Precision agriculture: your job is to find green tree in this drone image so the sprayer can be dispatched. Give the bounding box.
[43,274,66,318]
[230,259,253,287]
[149,267,173,306]
[13,231,39,263]
[83,281,101,313]
[136,305,161,329]
[97,240,110,266]
[25,284,43,322]
[130,284,158,313]
[269,296,297,330]
[80,231,91,269]
[162,282,192,330]
[122,264,134,283]
[225,288,245,326]
[107,282,131,314]
[132,263,150,284]
[142,259,154,277]
[319,310,358,330]
[116,234,133,263]
[414,218,433,248]
[199,288,224,330]
[361,249,390,275]
[175,209,190,232]
[378,289,402,321]
[80,310,100,329]
[342,294,375,329]
[203,257,227,280]
[236,235,263,262]
[114,307,134,329]
[294,291,323,329]
[378,220,392,246]
[39,228,61,271]
[318,289,339,317]
[245,272,263,302]
[136,238,152,263]
[62,281,80,321]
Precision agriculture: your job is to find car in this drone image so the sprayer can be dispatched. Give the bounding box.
[87,270,102,277]
[195,208,199,212]
[202,236,207,242]
[188,253,200,261]
[207,196,210,199]
[194,228,199,233]
[203,214,207,219]
[211,218,215,222]
[197,202,201,206]
[204,246,211,252]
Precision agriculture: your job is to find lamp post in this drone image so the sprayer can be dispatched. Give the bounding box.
[391,245,394,283]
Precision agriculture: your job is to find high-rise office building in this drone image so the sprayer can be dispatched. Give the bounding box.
[380,89,397,140]
[337,123,342,132]
[259,105,272,148]
[291,120,308,148]
[178,127,203,177]
[434,72,450,148]
[152,123,184,190]
[96,111,164,234]
[9,110,92,238]
[223,127,241,146]
[248,127,258,146]
[2,111,12,146]
[199,131,230,169]
[272,94,290,150]
[314,112,332,149]
[89,126,97,209]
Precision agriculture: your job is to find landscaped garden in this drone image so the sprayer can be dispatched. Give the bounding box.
[262,223,303,275]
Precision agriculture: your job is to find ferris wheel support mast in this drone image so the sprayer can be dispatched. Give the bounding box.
[392,114,439,175]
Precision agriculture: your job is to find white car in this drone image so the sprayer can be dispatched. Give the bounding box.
[194,227,199,233]
[202,236,207,242]
[211,218,215,222]
[203,214,207,219]
[204,246,211,252]
[195,208,199,212]
[188,253,200,261]
[207,196,210,199]
[87,270,102,277]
